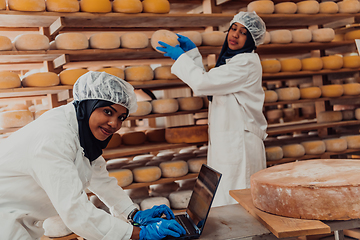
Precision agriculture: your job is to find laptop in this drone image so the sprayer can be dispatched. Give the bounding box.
[164,164,222,240]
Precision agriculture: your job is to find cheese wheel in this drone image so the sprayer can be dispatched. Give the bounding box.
[269,30,292,44]
[141,197,170,210]
[247,0,274,14]
[264,90,278,103]
[274,2,297,14]
[261,59,281,73]
[8,0,45,11]
[355,108,360,120]
[151,30,179,53]
[265,109,283,122]
[151,99,179,114]
[320,84,344,97]
[341,135,360,149]
[0,71,21,89]
[301,58,323,71]
[130,101,152,116]
[177,31,202,46]
[133,166,162,183]
[338,0,360,13]
[323,138,347,152]
[160,160,188,178]
[108,169,133,187]
[333,34,344,42]
[145,128,166,143]
[319,1,338,13]
[0,0,5,9]
[0,36,13,51]
[300,87,322,99]
[312,28,335,42]
[106,158,131,171]
[46,0,79,12]
[0,110,33,128]
[321,55,343,70]
[113,0,142,13]
[59,69,89,86]
[282,144,305,158]
[290,29,312,43]
[55,33,88,50]
[165,125,208,144]
[265,146,283,161]
[14,34,49,51]
[105,133,122,149]
[263,32,271,44]
[177,97,203,111]
[296,0,320,14]
[187,158,207,173]
[301,140,326,155]
[43,215,72,238]
[280,58,302,72]
[343,55,360,68]
[125,65,153,81]
[201,31,226,46]
[154,65,177,80]
[120,32,149,49]
[341,109,354,120]
[317,111,342,123]
[343,83,360,96]
[276,87,301,101]
[168,190,192,209]
[121,131,146,145]
[142,0,170,13]
[89,33,120,49]
[22,72,60,87]
[80,0,111,13]
[97,67,124,79]
[344,30,360,40]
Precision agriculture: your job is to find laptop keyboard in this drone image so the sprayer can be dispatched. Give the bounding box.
[175,215,196,235]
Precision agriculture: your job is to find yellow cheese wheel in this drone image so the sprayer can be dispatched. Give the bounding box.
[264,90,278,103]
[120,32,149,49]
[80,0,111,13]
[0,71,21,89]
[125,65,154,81]
[201,31,226,46]
[55,33,89,50]
[177,97,203,111]
[187,158,207,173]
[247,0,274,14]
[0,36,13,51]
[265,146,283,161]
[321,55,343,70]
[165,124,208,144]
[0,110,33,128]
[300,87,321,99]
[355,108,360,120]
[145,128,166,143]
[274,2,297,14]
[8,0,45,11]
[130,101,152,117]
[151,30,179,53]
[343,55,360,68]
[46,0,79,12]
[59,69,89,85]
[177,31,202,46]
[337,0,360,13]
[261,59,281,73]
[276,87,301,101]
[105,133,122,149]
[154,65,177,80]
[89,33,120,49]
[301,58,323,71]
[344,30,360,40]
[317,111,343,123]
[113,0,143,13]
[0,0,5,9]
[312,28,335,42]
[343,83,360,96]
[301,140,326,155]
[14,34,49,51]
[159,160,189,178]
[320,84,344,97]
[341,135,360,149]
[263,32,271,44]
[108,169,133,187]
[319,1,338,13]
[133,166,162,183]
[333,34,344,42]
[151,99,179,114]
[269,30,292,44]
[280,58,302,72]
[323,138,347,152]
[22,72,60,87]
[142,0,170,13]
[282,144,306,158]
[121,131,147,145]
[97,67,124,79]
[291,29,312,43]
[296,0,320,14]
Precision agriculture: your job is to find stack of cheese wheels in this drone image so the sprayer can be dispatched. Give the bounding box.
[345,30,360,41]
[296,0,319,14]
[59,69,89,85]
[311,28,335,42]
[113,0,143,13]
[321,55,343,70]
[269,30,292,44]
[89,32,120,49]
[320,84,343,97]
[338,0,360,13]
[282,144,305,158]
[159,160,188,178]
[151,98,179,114]
[0,36,13,51]
[264,90,278,103]
[141,197,170,210]
[323,138,347,152]
[55,33,89,50]
[0,104,33,129]
[165,124,208,144]
[120,32,149,49]
[274,2,297,14]
[8,0,46,11]
[22,72,60,87]
[261,59,281,73]
[121,131,146,145]
[343,55,360,68]
[319,1,338,13]
[14,33,49,51]
[151,30,179,53]
[142,0,170,13]
[169,190,192,209]
[145,128,166,143]
[343,83,360,96]
[177,97,203,111]
[317,111,342,123]
[105,133,122,149]
[46,0,79,12]
[178,31,202,46]
[43,215,72,238]
[187,157,207,173]
[341,135,360,149]
[301,57,323,71]
[106,158,131,171]
[108,169,133,187]
[97,67,124,79]
[154,65,177,80]
[265,146,283,161]
[132,166,162,182]
[150,182,179,197]
[263,32,271,44]
[125,65,154,81]
[247,0,274,13]
[130,101,152,116]
[80,0,112,13]
[201,31,226,46]
[280,58,302,72]
[291,29,312,43]
[301,140,326,154]
[276,87,301,101]
[0,71,21,89]
[300,86,322,99]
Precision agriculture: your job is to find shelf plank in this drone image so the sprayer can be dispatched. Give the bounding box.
[127,109,208,120]
[264,95,360,106]
[0,85,72,98]
[263,68,360,80]
[127,79,186,90]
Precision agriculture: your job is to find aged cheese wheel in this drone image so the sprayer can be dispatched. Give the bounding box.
[187,158,207,173]
[151,30,179,53]
[108,169,133,187]
[8,0,46,11]
[106,158,131,171]
[274,2,297,14]
[14,34,49,51]
[282,144,305,158]
[154,65,177,80]
[312,28,335,42]
[301,57,323,71]
[341,110,354,120]
[130,101,152,116]
[145,128,166,142]
[296,0,319,14]
[265,146,283,161]
[80,0,111,13]
[247,0,274,14]
[321,55,343,70]
[89,33,120,49]
[165,125,208,144]
[121,131,146,145]
[320,84,343,97]
[0,0,5,9]
[263,32,271,44]
[319,1,338,13]
[97,67,124,79]
[0,71,21,89]
[276,87,301,101]
[133,166,162,183]
[280,58,302,72]
[344,30,360,40]
[169,190,192,209]
[125,65,153,81]
[201,31,226,46]
[265,109,283,123]
[43,215,72,238]
[59,69,89,86]
[160,160,188,178]
[261,59,281,73]
[264,90,278,103]
[0,110,33,128]
[301,140,326,155]
[269,30,292,44]
[113,0,142,13]
[343,55,360,68]
[142,0,170,13]
[343,83,360,96]
[120,32,149,49]
[140,197,170,210]
[300,87,322,99]
[46,0,79,12]
[333,34,344,42]
[341,135,360,149]
[177,97,203,111]
[22,72,60,87]
[290,29,312,43]
[105,133,122,149]
[151,99,179,114]
[317,111,342,123]
[338,0,360,13]
[355,108,360,120]
[323,138,347,152]
[55,33,89,50]
[0,36,13,51]
[177,31,202,46]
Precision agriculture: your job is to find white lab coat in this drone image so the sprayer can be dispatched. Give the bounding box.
[0,103,137,240]
[171,48,268,207]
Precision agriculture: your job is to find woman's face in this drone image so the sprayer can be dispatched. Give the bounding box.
[89,104,128,141]
[227,23,248,50]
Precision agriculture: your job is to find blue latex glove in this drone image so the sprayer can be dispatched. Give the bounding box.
[156,41,185,60]
[176,33,196,52]
[139,219,186,240]
[133,204,175,225]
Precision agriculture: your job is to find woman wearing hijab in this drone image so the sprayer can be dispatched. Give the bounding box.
[157,12,268,207]
[0,71,185,240]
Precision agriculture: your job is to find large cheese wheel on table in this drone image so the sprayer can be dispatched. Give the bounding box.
[311,28,335,42]
[319,1,338,13]
[290,29,312,43]
[343,55,360,68]
[14,34,49,51]
[22,72,60,87]
[120,32,149,49]
[177,31,202,46]
[0,71,21,89]
[247,0,274,14]
[59,69,89,85]
[317,111,342,123]
[151,98,179,114]
[165,124,208,144]
[0,36,13,51]
[8,0,46,11]
[280,58,302,72]
[151,30,179,53]
[201,31,226,46]
[177,97,203,111]
[300,140,326,155]
[108,169,133,187]
[55,33,88,50]
[269,30,292,44]
[261,59,281,73]
[320,84,343,97]
[80,0,112,13]
[341,135,360,149]
[323,138,347,152]
[142,0,170,13]
[113,0,142,13]
[296,0,319,14]
[46,0,79,12]
[265,146,283,161]
[343,83,360,96]
[125,65,154,81]
[130,101,152,117]
[89,33,120,49]
[300,87,321,99]
[97,67,124,79]
[301,58,323,71]
[321,55,343,70]
[274,2,297,14]
[159,160,188,178]
[337,0,360,13]
[154,65,177,80]
[133,166,162,182]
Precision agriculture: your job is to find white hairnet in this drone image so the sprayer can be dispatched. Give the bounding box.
[73,71,138,114]
[230,11,266,46]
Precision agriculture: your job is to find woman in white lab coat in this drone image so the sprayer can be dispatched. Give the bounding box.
[0,71,185,240]
[157,12,268,207]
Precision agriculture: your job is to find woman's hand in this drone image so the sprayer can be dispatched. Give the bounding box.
[156,41,185,60]
[139,219,186,240]
[133,204,175,225]
[176,34,196,52]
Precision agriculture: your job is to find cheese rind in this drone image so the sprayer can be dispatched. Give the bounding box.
[105,133,122,149]
[151,30,179,53]
[0,110,33,128]
[121,131,147,145]
[320,84,344,97]
[264,90,278,103]
[108,169,133,187]
[89,33,120,49]
[14,34,49,51]
[0,71,21,89]
[168,190,192,209]
[132,166,162,183]
[341,135,360,149]
[154,65,177,80]
[120,32,149,49]
[125,65,154,81]
[8,0,46,11]
[201,31,226,46]
[140,197,170,210]
[247,0,275,14]
[0,36,13,51]
[274,2,297,14]
[113,0,143,13]
[46,0,79,12]
[145,128,166,143]
[59,69,89,86]
[79,0,112,13]
[337,0,360,13]
[301,58,323,71]
[160,160,189,178]
[265,146,283,161]
[151,99,179,114]
[177,97,203,111]
[165,125,208,144]
[343,55,360,68]
[282,144,305,158]
[187,158,207,173]
[301,140,326,154]
[177,31,202,46]
[323,138,347,152]
[300,87,322,99]
[269,30,292,44]
[345,30,360,40]
[296,0,320,14]
[321,55,343,70]
[276,87,301,101]
[343,83,360,96]
[290,29,312,43]
[317,111,342,123]
[142,0,170,13]
[311,28,335,42]
[319,1,338,13]
[97,67,124,79]
[261,59,281,73]
[55,33,89,50]
[22,72,60,87]
[280,58,302,72]
[130,101,152,116]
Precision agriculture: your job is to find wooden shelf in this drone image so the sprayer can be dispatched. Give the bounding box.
[128,108,208,120]
[264,95,360,107]
[128,79,186,90]
[0,85,72,98]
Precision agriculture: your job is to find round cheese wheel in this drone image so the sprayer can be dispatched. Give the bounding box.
[0,0,5,9]
[187,158,207,173]
[22,72,60,87]
[290,29,312,43]
[341,135,360,149]
[177,31,202,46]
[263,32,271,44]
[177,97,203,111]
[43,215,72,238]
[14,34,49,51]
[300,87,322,99]
[154,65,177,80]
[120,32,149,49]
[0,36,13,51]
[142,0,170,13]
[312,28,335,42]
[343,83,360,96]
[106,158,131,171]
[301,140,326,155]
[319,1,338,13]
[280,58,302,72]
[108,169,133,187]
[296,0,319,14]
[264,90,278,103]
[8,0,45,11]
[345,30,360,40]
[55,33,88,50]
[80,0,111,13]
[321,55,343,70]
[265,109,283,122]
[343,55,360,68]
[125,65,153,81]
[355,108,360,120]
[261,59,281,73]
[105,133,122,149]
[151,99,179,114]
[274,2,297,14]
[282,144,305,158]
[59,69,89,86]
[317,111,342,123]
[0,110,33,128]
[168,190,192,209]
[0,71,21,89]
[301,57,323,71]
[247,0,274,14]
[201,31,226,46]
[130,101,152,116]
[145,128,166,143]
[113,0,142,13]
[46,0,79,12]
[338,0,360,13]
[323,138,347,152]
[333,34,344,42]
[160,160,188,178]
[320,84,344,97]
[276,87,301,101]
[265,146,283,161]
[89,33,120,49]
[97,67,124,79]
[341,109,354,120]
[269,30,292,44]
[151,30,179,53]
[133,166,162,183]
[140,197,170,210]
[121,131,146,145]
[165,125,208,144]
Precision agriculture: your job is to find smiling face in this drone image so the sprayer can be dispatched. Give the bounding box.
[227,22,248,50]
[89,104,128,141]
